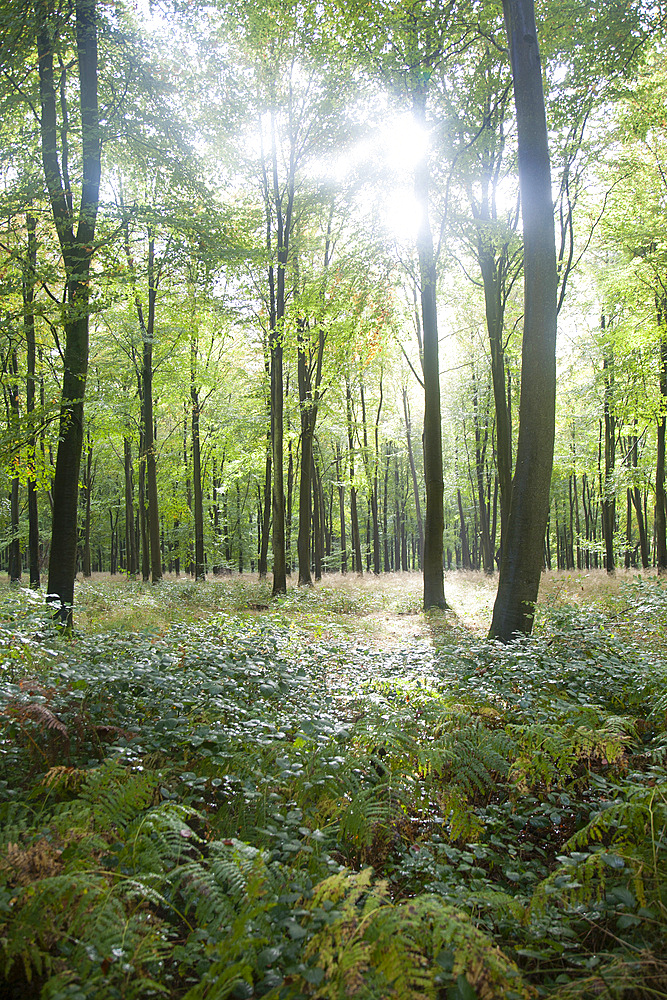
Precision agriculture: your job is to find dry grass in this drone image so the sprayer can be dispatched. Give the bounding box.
[1,566,654,641]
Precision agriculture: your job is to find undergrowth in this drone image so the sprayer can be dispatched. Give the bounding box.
[0,572,665,999]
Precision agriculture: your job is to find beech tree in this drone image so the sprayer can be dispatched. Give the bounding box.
[30,0,102,624]
[489,0,557,641]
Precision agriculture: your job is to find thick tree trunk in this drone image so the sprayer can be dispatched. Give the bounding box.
[39,0,101,624]
[490,0,557,640]
[412,85,446,609]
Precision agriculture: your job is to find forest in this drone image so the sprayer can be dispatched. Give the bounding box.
[0,0,667,997]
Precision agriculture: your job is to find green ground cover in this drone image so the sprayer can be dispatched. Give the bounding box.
[0,573,665,999]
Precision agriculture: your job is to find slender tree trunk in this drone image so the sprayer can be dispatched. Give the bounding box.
[628,433,649,568]
[297,315,316,586]
[403,387,424,567]
[259,432,272,578]
[383,444,391,571]
[372,377,383,575]
[346,378,363,574]
[82,437,92,577]
[655,323,667,571]
[139,236,162,583]
[457,489,472,569]
[490,0,557,640]
[312,455,323,580]
[479,248,513,550]
[336,442,347,573]
[7,348,21,583]
[472,373,494,573]
[24,213,40,588]
[268,105,293,596]
[124,436,138,576]
[190,332,205,580]
[601,328,616,574]
[286,438,293,575]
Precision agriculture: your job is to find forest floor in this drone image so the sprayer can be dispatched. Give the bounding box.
[70,565,634,638]
[0,568,665,1000]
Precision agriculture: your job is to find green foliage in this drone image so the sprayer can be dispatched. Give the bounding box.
[0,575,666,997]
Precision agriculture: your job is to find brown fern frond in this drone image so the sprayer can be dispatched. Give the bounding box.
[19,703,69,741]
[0,839,63,886]
[42,766,84,794]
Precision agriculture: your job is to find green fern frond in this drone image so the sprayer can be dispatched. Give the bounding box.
[285,869,530,1000]
[81,760,161,830]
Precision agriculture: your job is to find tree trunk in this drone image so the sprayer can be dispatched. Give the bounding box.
[336,442,347,573]
[412,85,446,608]
[39,0,101,625]
[490,0,557,640]
[82,436,93,577]
[286,438,293,574]
[259,432,272,578]
[601,328,616,573]
[7,348,21,584]
[24,213,40,588]
[346,378,363,574]
[312,455,323,580]
[138,236,162,584]
[403,387,424,567]
[124,436,138,576]
[190,333,205,580]
[655,324,667,572]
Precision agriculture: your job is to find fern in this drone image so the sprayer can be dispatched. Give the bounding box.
[174,839,271,933]
[282,868,530,1000]
[531,781,667,917]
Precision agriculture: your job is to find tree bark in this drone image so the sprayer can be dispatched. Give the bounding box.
[7,347,21,583]
[190,332,205,580]
[403,387,424,567]
[490,0,557,640]
[24,213,40,588]
[601,327,616,573]
[346,378,363,574]
[81,435,93,577]
[412,84,446,609]
[656,330,667,571]
[336,442,347,573]
[38,0,101,625]
[140,235,162,583]
[124,436,138,576]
